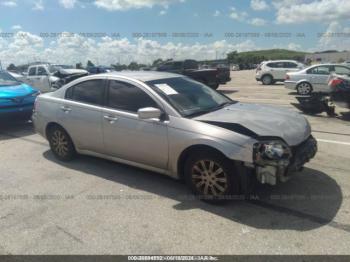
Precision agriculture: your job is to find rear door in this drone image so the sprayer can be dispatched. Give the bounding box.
[284,62,300,73]
[101,79,169,169]
[267,62,285,80]
[26,66,38,88]
[57,79,106,153]
[306,65,332,92]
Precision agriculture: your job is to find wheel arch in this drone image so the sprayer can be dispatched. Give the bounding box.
[261,73,274,80]
[296,80,313,89]
[45,122,76,151]
[177,144,231,180]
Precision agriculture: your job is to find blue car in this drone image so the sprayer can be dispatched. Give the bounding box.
[0,71,40,121]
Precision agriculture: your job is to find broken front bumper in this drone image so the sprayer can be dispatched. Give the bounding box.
[255,136,318,186]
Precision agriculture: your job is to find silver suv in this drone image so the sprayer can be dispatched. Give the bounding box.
[32,72,317,201]
[256,60,304,85]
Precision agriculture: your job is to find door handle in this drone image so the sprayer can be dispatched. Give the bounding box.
[104,115,118,122]
[61,106,72,113]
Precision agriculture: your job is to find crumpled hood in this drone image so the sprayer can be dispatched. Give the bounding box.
[0,83,38,98]
[195,103,311,146]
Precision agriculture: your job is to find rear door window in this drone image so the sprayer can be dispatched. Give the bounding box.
[66,79,105,106]
[28,67,37,76]
[267,62,284,68]
[307,66,331,75]
[284,62,298,68]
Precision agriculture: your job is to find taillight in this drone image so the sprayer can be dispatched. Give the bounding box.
[256,65,262,72]
[329,78,343,89]
[285,74,290,80]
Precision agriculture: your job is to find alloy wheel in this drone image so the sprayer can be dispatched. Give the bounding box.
[51,130,69,157]
[191,160,229,196]
[298,83,312,95]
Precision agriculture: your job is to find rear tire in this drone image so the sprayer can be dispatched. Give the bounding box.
[262,75,273,85]
[47,125,76,162]
[184,151,239,202]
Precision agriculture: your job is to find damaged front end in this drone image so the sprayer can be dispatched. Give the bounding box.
[252,136,318,185]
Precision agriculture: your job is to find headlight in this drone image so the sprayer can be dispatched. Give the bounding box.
[254,140,292,164]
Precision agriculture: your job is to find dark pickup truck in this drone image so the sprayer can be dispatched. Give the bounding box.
[156,60,231,89]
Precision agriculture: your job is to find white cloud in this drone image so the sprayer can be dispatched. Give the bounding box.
[159,10,167,15]
[249,18,267,26]
[317,21,350,51]
[274,0,350,24]
[94,0,184,11]
[229,7,248,22]
[11,25,22,30]
[0,31,260,67]
[59,0,76,9]
[272,42,302,51]
[1,0,17,7]
[33,0,44,10]
[213,10,221,17]
[250,0,268,11]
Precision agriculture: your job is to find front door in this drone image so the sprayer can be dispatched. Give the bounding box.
[102,79,169,170]
[35,66,51,92]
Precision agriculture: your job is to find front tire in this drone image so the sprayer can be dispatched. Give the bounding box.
[184,151,239,202]
[297,82,312,95]
[47,125,76,161]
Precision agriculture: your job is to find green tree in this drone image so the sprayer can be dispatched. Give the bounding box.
[7,63,17,71]
[227,51,238,64]
[128,62,139,71]
[111,63,128,71]
[86,60,95,68]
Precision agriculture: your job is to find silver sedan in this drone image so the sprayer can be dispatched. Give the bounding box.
[32,72,317,201]
[285,64,350,95]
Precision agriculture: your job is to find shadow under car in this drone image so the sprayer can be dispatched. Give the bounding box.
[43,151,345,232]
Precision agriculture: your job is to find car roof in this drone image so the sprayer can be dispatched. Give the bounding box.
[263,60,299,63]
[309,64,349,67]
[98,71,182,82]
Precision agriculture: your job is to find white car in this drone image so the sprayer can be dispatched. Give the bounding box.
[25,64,88,93]
[256,60,304,85]
[285,64,350,95]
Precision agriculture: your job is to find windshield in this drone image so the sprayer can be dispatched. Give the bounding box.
[147,77,235,117]
[0,71,20,86]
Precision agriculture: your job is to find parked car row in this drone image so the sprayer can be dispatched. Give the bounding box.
[255,60,350,96]
[285,64,350,95]
[292,73,350,116]
[157,59,231,90]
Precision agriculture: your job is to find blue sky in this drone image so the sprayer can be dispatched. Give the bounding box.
[0,0,350,65]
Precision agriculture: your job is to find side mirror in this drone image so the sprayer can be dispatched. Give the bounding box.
[138,107,162,120]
